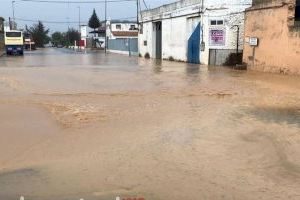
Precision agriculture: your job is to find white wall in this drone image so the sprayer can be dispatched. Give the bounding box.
[139,0,251,64]
[107,22,138,39]
[139,22,154,57]
[110,23,137,32]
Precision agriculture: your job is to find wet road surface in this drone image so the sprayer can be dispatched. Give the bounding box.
[0,48,300,200]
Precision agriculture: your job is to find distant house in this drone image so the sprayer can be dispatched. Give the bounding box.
[106,20,139,55]
[243,0,300,75]
[107,21,138,39]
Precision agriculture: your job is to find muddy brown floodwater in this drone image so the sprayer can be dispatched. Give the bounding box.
[0,48,300,200]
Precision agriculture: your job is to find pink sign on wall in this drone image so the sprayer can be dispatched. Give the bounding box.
[209,28,226,46]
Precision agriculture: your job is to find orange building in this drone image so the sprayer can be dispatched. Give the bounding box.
[243,0,300,75]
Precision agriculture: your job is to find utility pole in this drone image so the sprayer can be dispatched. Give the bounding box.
[236,26,240,55]
[78,6,81,32]
[105,0,107,53]
[9,17,12,30]
[12,0,16,29]
[232,25,240,54]
[66,16,70,46]
[67,0,70,46]
[136,0,139,27]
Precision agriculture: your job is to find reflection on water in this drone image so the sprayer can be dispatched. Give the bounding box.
[0,48,139,69]
[186,65,200,75]
[248,106,300,128]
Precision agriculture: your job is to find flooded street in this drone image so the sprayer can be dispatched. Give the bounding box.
[0,48,300,200]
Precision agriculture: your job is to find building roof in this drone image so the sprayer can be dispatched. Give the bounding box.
[110,20,137,24]
[111,31,138,37]
[100,20,137,24]
[141,0,200,15]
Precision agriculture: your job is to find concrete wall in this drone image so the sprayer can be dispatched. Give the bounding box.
[243,0,300,75]
[139,0,251,65]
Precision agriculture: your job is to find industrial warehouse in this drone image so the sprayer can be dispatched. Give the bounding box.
[138,0,252,65]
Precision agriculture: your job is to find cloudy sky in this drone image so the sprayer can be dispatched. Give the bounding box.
[0,0,175,32]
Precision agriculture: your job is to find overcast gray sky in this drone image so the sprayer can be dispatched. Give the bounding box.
[0,0,175,33]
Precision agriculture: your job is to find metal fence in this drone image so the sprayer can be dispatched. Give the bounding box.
[209,49,243,66]
[107,38,138,56]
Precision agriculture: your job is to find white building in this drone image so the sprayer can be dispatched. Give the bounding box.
[139,0,252,65]
[107,20,138,39]
[105,20,139,55]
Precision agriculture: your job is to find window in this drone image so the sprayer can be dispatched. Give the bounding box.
[6,32,21,37]
[210,20,217,25]
[210,20,224,26]
[116,24,121,30]
[130,25,136,30]
[217,20,224,25]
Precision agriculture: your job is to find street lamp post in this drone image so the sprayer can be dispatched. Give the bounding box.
[232,25,240,64]
[234,25,240,55]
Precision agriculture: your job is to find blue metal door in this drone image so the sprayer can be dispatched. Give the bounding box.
[188,23,201,64]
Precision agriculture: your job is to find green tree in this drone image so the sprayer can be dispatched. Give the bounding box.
[88,9,100,36]
[51,29,80,47]
[51,31,65,47]
[65,28,81,46]
[27,21,50,48]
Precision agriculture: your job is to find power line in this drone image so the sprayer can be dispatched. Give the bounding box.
[142,0,148,10]
[15,18,83,24]
[14,16,136,24]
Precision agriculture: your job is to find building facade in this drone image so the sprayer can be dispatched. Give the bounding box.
[107,21,138,39]
[243,0,300,75]
[139,0,252,65]
[106,20,139,55]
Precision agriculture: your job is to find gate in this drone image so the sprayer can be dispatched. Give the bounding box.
[187,22,201,64]
[209,49,239,66]
[107,38,138,55]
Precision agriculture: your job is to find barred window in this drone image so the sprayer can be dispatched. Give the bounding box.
[210,20,224,26]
